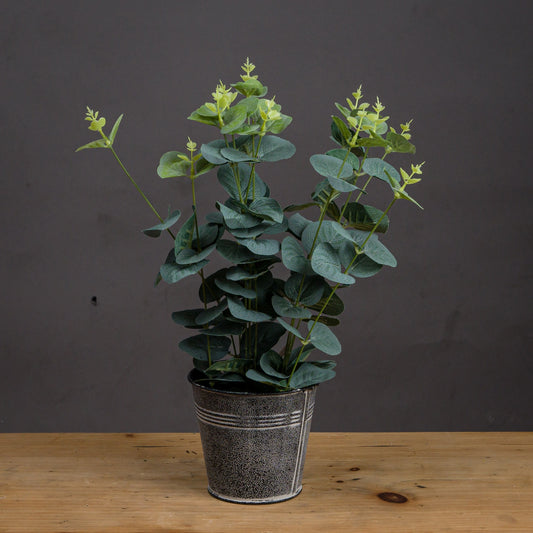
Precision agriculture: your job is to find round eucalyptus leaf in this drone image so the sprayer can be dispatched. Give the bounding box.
[289,362,336,389]
[272,294,312,319]
[281,237,313,274]
[239,237,280,256]
[175,243,216,265]
[160,260,208,284]
[308,321,341,355]
[201,140,227,165]
[178,334,230,361]
[362,158,401,185]
[196,299,228,326]
[310,243,355,285]
[254,135,296,162]
[215,277,256,299]
[171,308,204,327]
[310,154,353,179]
[227,295,272,322]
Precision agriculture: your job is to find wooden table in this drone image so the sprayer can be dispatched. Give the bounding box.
[0,433,531,532]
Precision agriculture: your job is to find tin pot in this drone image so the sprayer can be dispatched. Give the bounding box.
[189,370,317,504]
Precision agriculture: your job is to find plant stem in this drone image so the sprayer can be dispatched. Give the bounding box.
[109,146,175,239]
[286,196,398,387]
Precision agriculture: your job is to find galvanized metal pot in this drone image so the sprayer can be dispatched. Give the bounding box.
[189,370,317,504]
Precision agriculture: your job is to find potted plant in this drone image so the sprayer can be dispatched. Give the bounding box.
[76,58,425,503]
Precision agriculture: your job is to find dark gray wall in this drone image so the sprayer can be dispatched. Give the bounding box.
[1,0,532,432]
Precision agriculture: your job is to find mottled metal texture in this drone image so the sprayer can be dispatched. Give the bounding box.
[190,375,317,504]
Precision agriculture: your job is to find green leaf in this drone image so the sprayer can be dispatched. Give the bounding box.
[240,322,285,358]
[220,105,248,134]
[206,211,224,225]
[231,79,268,97]
[229,224,271,239]
[325,148,359,170]
[261,216,288,235]
[171,308,204,327]
[346,254,383,278]
[217,163,269,201]
[214,277,256,299]
[192,223,223,249]
[260,351,289,379]
[245,369,286,388]
[309,315,340,327]
[331,118,349,147]
[220,147,258,163]
[238,238,280,256]
[362,158,400,185]
[196,299,228,325]
[308,321,341,355]
[288,213,313,239]
[306,288,344,316]
[175,243,216,265]
[204,321,246,337]
[272,294,311,319]
[174,214,196,256]
[226,266,270,281]
[289,362,336,388]
[285,274,325,306]
[357,133,388,148]
[216,239,258,264]
[342,202,389,233]
[301,220,354,254]
[386,131,416,154]
[237,96,259,115]
[331,116,352,146]
[198,269,226,304]
[253,136,296,162]
[247,198,284,223]
[188,108,219,126]
[160,260,208,284]
[327,176,359,193]
[195,157,215,177]
[157,151,191,178]
[310,154,353,180]
[394,186,424,209]
[351,232,397,267]
[206,358,251,375]
[108,114,123,145]
[311,243,355,285]
[227,296,272,322]
[201,140,227,165]
[218,202,262,229]
[334,102,351,118]
[281,237,313,274]
[142,209,181,238]
[269,114,293,135]
[75,139,108,152]
[178,334,230,361]
[276,318,304,339]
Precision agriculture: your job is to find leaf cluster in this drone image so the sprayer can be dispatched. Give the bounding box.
[77,62,426,392]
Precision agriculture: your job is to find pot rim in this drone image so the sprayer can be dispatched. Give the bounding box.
[188,369,317,397]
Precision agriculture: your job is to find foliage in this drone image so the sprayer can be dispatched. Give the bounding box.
[77,60,426,391]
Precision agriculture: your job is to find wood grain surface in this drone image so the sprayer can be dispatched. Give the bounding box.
[0,432,532,532]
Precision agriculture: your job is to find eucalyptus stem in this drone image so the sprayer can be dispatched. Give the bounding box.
[287,196,398,387]
[109,146,175,240]
[190,157,212,366]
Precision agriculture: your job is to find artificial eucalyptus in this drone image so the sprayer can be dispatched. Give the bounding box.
[77,59,425,391]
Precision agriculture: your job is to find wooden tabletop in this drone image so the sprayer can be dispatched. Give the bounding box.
[0,432,532,532]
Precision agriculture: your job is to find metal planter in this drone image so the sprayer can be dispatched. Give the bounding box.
[189,371,317,504]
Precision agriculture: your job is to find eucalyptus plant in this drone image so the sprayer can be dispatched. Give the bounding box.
[77,59,425,391]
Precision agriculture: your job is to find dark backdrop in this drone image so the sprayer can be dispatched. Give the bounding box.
[1,0,532,432]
